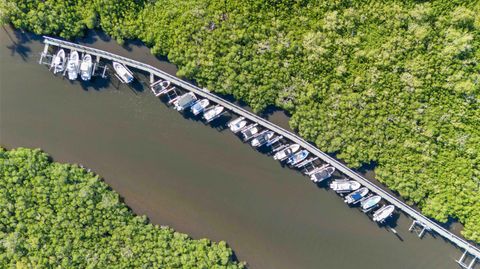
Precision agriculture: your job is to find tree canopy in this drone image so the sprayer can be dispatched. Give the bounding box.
[1,0,480,242]
[0,147,244,268]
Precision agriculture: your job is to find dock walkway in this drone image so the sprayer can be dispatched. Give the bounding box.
[41,36,480,265]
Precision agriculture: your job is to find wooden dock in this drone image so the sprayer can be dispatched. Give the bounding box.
[40,36,480,265]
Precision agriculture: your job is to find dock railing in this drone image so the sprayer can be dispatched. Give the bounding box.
[41,36,480,261]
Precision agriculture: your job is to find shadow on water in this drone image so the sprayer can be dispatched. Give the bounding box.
[2,26,38,61]
[76,29,111,45]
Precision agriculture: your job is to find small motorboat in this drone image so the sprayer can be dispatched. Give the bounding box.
[329,179,361,193]
[274,144,300,161]
[51,49,66,74]
[151,80,171,96]
[310,166,335,183]
[67,51,79,80]
[203,105,224,122]
[287,150,309,166]
[242,126,259,141]
[174,92,197,111]
[373,205,395,223]
[191,99,210,115]
[344,187,369,204]
[229,118,247,133]
[251,131,275,147]
[80,54,93,81]
[361,195,382,212]
[113,62,134,83]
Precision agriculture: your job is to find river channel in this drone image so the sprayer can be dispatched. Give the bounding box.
[0,26,466,269]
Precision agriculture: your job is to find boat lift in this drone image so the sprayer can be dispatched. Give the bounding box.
[457,247,478,269]
[239,123,258,134]
[304,163,329,175]
[266,135,283,147]
[271,143,289,153]
[408,220,431,239]
[150,79,172,96]
[295,157,319,169]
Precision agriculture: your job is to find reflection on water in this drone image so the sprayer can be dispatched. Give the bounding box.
[0,26,465,269]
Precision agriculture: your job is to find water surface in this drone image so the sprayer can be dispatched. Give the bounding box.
[0,27,466,269]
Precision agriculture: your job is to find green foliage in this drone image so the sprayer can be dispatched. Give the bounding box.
[0,147,245,268]
[2,0,480,242]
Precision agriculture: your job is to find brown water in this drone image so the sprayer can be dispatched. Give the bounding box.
[0,26,466,269]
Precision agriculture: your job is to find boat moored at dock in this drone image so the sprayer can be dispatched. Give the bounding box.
[241,125,259,141]
[273,144,300,161]
[228,117,247,133]
[174,92,197,111]
[344,187,369,204]
[251,131,275,147]
[373,205,395,223]
[310,166,335,183]
[80,54,93,81]
[50,49,66,74]
[203,105,224,122]
[361,195,382,212]
[330,179,361,193]
[113,61,134,83]
[66,50,79,80]
[150,80,171,96]
[287,150,309,166]
[191,99,210,115]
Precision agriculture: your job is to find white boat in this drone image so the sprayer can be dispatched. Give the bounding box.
[242,126,259,141]
[329,179,361,193]
[174,92,197,111]
[203,105,224,122]
[151,80,171,96]
[251,131,275,147]
[80,54,93,81]
[191,99,210,115]
[373,205,395,223]
[113,62,134,83]
[344,187,369,204]
[66,51,79,80]
[310,166,335,183]
[229,119,247,133]
[273,144,300,161]
[361,195,382,211]
[51,49,66,74]
[287,150,309,166]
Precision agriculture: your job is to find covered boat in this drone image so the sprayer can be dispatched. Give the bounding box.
[344,187,369,204]
[361,195,382,211]
[203,105,224,122]
[191,99,210,115]
[113,62,134,83]
[66,51,79,80]
[174,92,197,111]
[273,144,300,161]
[80,54,93,81]
[242,125,259,141]
[228,117,247,133]
[310,166,335,183]
[287,150,309,166]
[251,131,275,147]
[329,179,361,193]
[373,205,395,223]
[51,49,66,74]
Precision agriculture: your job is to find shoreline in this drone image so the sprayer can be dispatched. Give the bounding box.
[1,24,476,266]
